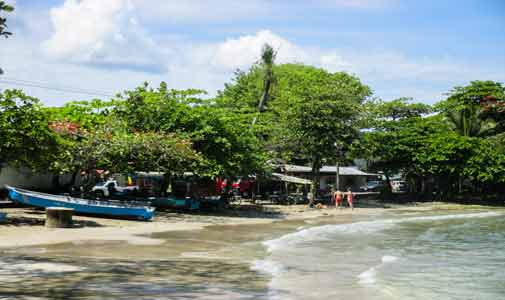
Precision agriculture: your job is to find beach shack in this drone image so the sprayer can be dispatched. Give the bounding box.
[280,164,379,192]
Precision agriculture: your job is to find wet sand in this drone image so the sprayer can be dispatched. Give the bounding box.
[0,201,487,249]
[1,202,500,299]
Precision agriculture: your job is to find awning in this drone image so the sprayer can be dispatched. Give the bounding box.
[272,173,312,185]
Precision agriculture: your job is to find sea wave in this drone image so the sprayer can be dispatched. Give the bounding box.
[358,266,377,285]
[358,255,399,286]
[250,259,286,276]
[0,260,84,280]
[263,211,500,252]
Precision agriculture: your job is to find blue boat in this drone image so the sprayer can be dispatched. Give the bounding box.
[6,186,155,221]
[150,196,200,210]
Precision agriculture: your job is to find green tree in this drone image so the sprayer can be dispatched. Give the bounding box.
[252,43,276,125]
[0,1,13,39]
[464,138,505,186]
[357,113,444,196]
[114,83,267,178]
[0,89,59,172]
[290,93,360,195]
[45,99,117,130]
[217,63,371,162]
[370,97,432,121]
[0,1,14,75]
[437,81,505,137]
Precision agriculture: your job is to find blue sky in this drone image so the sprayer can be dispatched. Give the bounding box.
[0,0,504,106]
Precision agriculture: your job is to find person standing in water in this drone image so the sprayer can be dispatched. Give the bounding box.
[334,190,342,208]
[346,187,354,210]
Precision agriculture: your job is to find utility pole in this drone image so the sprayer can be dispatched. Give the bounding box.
[334,142,343,191]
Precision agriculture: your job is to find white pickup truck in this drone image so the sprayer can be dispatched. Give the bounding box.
[91,180,139,197]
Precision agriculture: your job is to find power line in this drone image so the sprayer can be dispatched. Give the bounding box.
[0,79,116,98]
[0,77,116,98]
[1,77,116,95]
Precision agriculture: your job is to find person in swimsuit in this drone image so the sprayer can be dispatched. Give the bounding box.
[334,190,342,208]
[346,187,354,210]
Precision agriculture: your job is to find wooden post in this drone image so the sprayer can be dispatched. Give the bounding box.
[45,207,74,228]
[0,212,6,223]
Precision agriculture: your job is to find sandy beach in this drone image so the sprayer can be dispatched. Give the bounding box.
[0,201,485,249]
[1,201,503,300]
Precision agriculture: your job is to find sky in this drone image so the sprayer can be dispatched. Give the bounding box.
[0,0,504,106]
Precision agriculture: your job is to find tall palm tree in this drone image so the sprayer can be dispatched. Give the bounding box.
[446,105,496,193]
[446,106,495,137]
[251,43,276,126]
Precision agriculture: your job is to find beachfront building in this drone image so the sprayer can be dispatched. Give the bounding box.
[0,165,80,191]
[280,164,378,192]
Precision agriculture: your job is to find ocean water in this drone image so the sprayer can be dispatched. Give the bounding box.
[259,210,505,300]
[1,209,504,299]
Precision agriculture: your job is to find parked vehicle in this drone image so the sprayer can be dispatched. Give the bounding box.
[6,186,155,220]
[391,180,407,192]
[359,180,385,192]
[92,180,139,197]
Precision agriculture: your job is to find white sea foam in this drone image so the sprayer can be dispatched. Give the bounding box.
[250,259,285,276]
[2,247,47,254]
[381,255,398,264]
[0,261,84,274]
[179,251,230,260]
[263,211,500,252]
[358,267,377,285]
[357,255,399,286]
[402,211,499,222]
[17,262,83,272]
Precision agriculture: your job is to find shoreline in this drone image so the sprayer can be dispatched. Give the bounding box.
[0,202,496,249]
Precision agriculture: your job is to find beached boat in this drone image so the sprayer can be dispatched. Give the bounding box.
[149,196,200,210]
[6,186,155,221]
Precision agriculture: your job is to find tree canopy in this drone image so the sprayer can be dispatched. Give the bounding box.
[357,80,505,199]
[0,1,14,75]
[0,90,59,172]
[0,53,503,202]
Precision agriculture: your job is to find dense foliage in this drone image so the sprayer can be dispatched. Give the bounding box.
[0,90,59,171]
[0,48,503,201]
[0,1,14,75]
[358,83,505,200]
[217,63,371,164]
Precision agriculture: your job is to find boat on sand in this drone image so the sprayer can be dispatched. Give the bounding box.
[6,186,155,221]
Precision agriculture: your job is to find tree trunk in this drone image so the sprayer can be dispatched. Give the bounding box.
[161,173,171,197]
[384,171,392,193]
[51,174,61,192]
[312,165,320,196]
[310,159,321,207]
[61,170,79,191]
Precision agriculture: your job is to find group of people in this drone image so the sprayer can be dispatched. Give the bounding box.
[333,188,354,210]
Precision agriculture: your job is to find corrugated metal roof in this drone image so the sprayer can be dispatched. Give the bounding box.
[283,164,378,176]
[272,173,312,184]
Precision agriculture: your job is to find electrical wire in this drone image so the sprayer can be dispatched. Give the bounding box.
[0,77,116,98]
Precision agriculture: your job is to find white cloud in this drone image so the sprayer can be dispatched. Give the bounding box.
[41,0,166,73]
[3,0,503,108]
[210,30,308,70]
[43,0,126,59]
[320,53,353,70]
